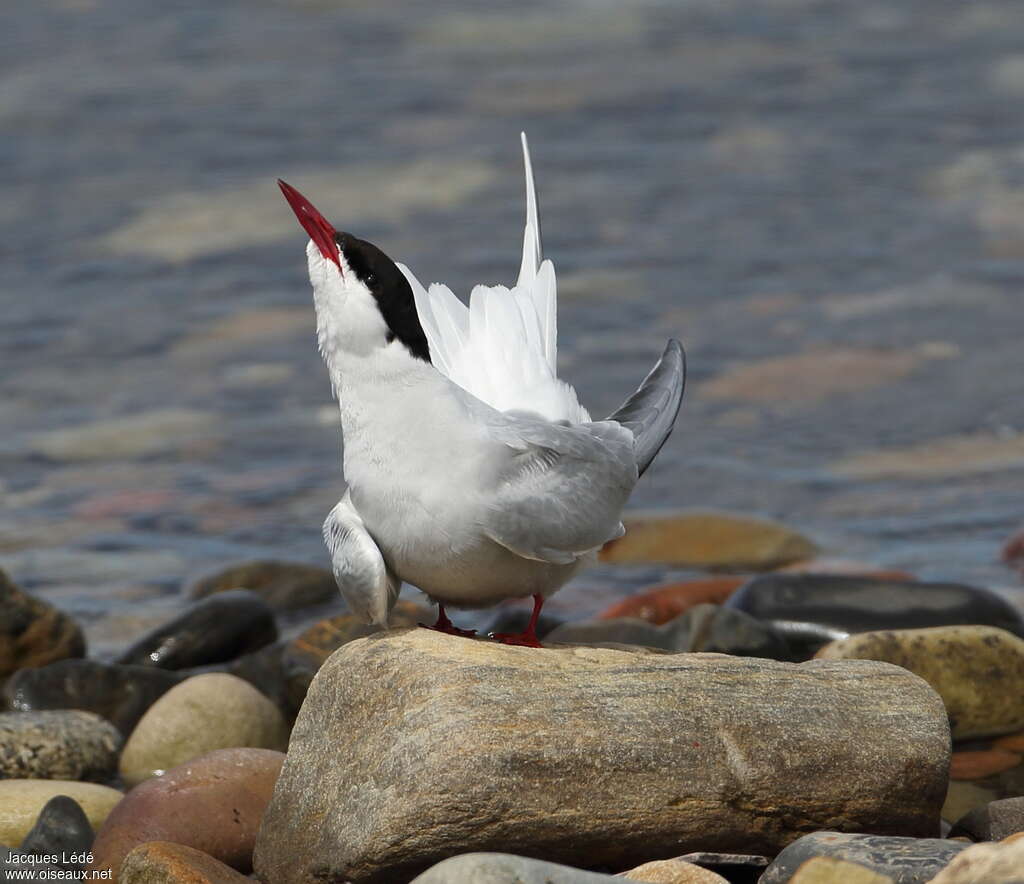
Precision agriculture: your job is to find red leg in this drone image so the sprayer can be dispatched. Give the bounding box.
[420,603,476,638]
[490,594,545,648]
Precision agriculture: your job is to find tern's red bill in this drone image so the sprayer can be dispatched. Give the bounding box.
[278,179,341,269]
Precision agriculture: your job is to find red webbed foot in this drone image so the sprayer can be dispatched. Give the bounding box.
[488,593,545,648]
[419,603,476,638]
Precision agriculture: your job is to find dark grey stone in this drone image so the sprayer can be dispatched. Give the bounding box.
[758,832,968,884]
[186,560,338,611]
[545,604,793,659]
[114,589,277,669]
[948,796,1024,842]
[20,795,94,864]
[227,641,292,719]
[3,658,184,735]
[726,575,1024,657]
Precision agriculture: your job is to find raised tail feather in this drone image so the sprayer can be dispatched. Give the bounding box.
[606,339,686,476]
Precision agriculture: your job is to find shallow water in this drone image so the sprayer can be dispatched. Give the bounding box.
[3,0,1024,654]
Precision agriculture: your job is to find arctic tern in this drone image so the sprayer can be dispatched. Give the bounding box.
[278,135,685,646]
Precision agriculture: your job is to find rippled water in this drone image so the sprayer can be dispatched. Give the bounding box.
[3,0,1024,654]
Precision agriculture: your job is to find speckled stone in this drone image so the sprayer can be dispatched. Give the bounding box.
[186,560,338,612]
[3,659,184,735]
[118,673,288,786]
[928,837,1024,883]
[0,781,122,847]
[115,590,276,670]
[120,842,250,883]
[618,858,729,882]
[816,626,1024,738]
[0,710,122,781]
[0,569,85,678]
[788,857,894,883]
[758,833,966,884]
[254,630,949,884]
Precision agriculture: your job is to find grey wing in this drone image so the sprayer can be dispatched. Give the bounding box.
[481,417,637,565]
[605,339,686,476]
[322,491,400,626]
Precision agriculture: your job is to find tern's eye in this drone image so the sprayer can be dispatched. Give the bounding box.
[365,273,377,285]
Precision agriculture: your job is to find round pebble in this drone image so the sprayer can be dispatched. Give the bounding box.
[119,673,288,786]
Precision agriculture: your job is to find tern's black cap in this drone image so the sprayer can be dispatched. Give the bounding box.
[336,232,431,364]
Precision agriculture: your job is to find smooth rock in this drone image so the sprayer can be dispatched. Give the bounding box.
[119,674,288,786]
[0,569,85,678]
[0,781,122,847]
[788,857,893,883]
[186,560,337,612]
[115,590,277,669]
[618,859,728,882]
[726,575,1024,657]
[0,710,122,781]
[950,749,1022,780]
[3,659,183,735]
[777,559,915,581]
[410,853,622,883]
[597,578,747,624]
[253,629,949,884]
[546,604,794,660]
[92,748,284,881]
[599,510,816,570]
[927,837,1024,883]
[279,600,429,715]
[120,842,251,883]
[815,626,1024,738]
[20,795,94,859]
[949,797,1024,841]
[758,833,966,884]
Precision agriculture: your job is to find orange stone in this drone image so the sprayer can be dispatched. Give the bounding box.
[777,558,916,581]
[120,842,249,883]
[993,730,1024,752]
[597,577,748,624]
[949,749,1022,781]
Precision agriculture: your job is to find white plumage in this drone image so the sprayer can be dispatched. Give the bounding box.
[398,134,589,425]
[278,137,685,645]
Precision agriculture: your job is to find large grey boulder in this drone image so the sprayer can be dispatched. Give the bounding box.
[254,629,950,884]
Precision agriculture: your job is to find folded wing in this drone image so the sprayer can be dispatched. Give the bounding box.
[605,339,686,476]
